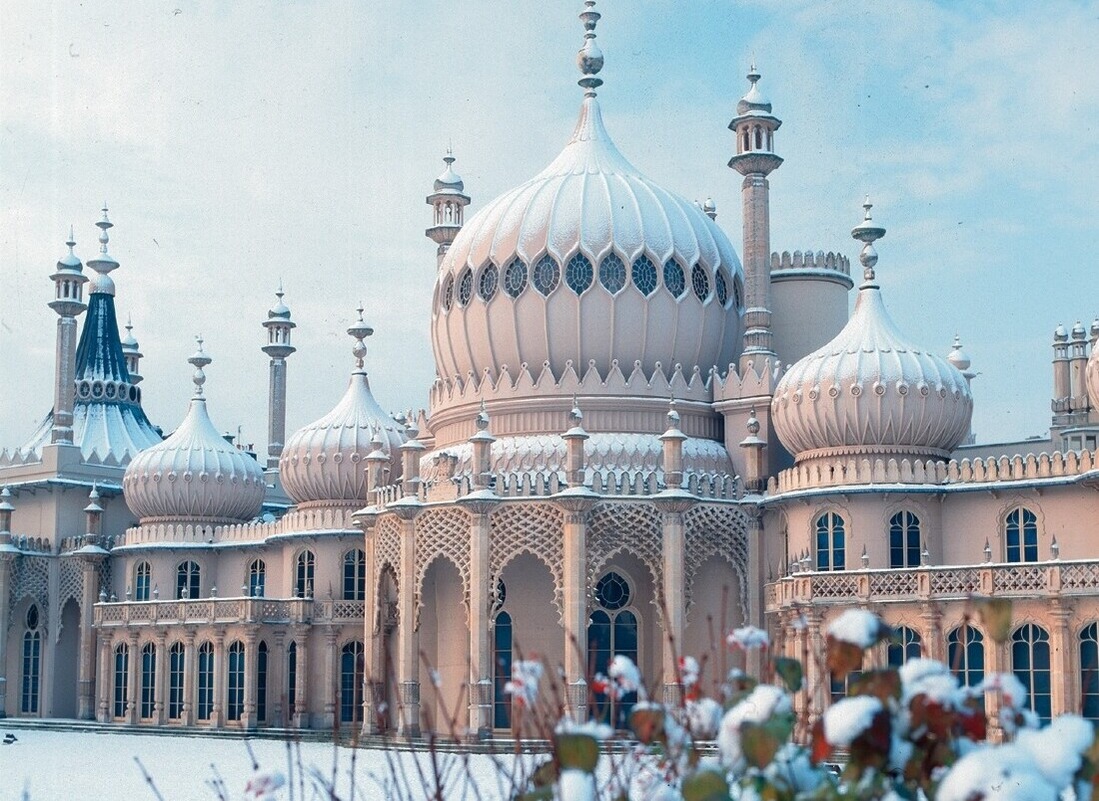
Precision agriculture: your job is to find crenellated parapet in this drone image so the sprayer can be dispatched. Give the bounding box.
[770,447,1099,495]
[712,357,782,403]
[770,250,853,288]
[115,504,360,548]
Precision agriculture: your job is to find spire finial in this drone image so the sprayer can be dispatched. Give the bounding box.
[851,195,887,285]
[67,225,76,251]
[188,335,211,397]
[125,315,134,338]
[347,305,374,371]
[747,63,760,85]
[577,1,604,98]
[96,204,113,255]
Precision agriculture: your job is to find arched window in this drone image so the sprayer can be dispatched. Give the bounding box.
[1005,507,1039,563]
[176,561,200,600]
[889,511,921,568]
[1081,624,1099,723]
[587,571,639,729]
[503,258,527,298]
[168,642,185,720]
[741,129,749,152]
[599,253,627,294]
[565,252,594,295]
[114,643,130,718]
[754,126,763,150]
[257,641,269,724]
[663,259,686,298]
[691,263,710,302]
[21,605,41,714]
[815,512,845,571]
[632,255,658,297]
[478,263,499,301]
[830,670,862,702]
[493,608,513,729]
[457,267,474,306]
[1012,624,1051,723]
[197,642,214,721]
[532,254,560,296]
[887,626,922,667]
[227,641,245,721]
[248,559,266,598]
[140,643,156,719]
[340,641,365,723]
[343,549,367,601]
[295,551,315,598]
[947,625,984,689]
[287,641,298,720]
[134,561,151,601]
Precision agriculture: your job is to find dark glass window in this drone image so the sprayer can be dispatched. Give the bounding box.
[493,611,513,729]
[887,626,922,667]
[478,263,498,301]
[663,259,686,298]
[715,269,729,306]
[532,255,559,296]
[296,551,315,598]
[1081,624,1099,723]
[168,642,185,720]
[457,268,474,306]
[947,625,985,689]
[588,572,638,728]
[599,253,626,294]
[1006,507,1039,563]
[287,641,298,720]
[815,512,845,571]
[135,562,151,601]
[691,263,710,302]
[503,258,527,298]
[441,275,454,311]
[21,606,41,714]
[176,561,200,599]
[1012,624,1051,723]
[140,643,156,719]
[197,642,214,721]
[248,559,266,598]
[889,511,922,568]
[340,641,365,723]
[257,641,269,724]
[114,644,129,718]
[343,549,367,601]
[565,252,593,295]
[227,642,245,721]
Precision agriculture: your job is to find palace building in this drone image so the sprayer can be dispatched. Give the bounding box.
[2,2,1097,736]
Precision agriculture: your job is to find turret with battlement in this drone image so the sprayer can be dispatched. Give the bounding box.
[769,249,853,369]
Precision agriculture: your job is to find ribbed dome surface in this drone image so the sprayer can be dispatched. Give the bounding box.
[432,96,743,386]
[771,281,972,463]
[279,371,406,506]
[123,397,265,523]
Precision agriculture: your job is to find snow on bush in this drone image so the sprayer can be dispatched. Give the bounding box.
[504,659,543,707]
[726,625,770,650]
[822,695,883,747]
[826,608,887,648]
[717,683,792,769]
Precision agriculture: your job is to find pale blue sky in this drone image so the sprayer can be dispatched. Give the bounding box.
[2,1,1098,449]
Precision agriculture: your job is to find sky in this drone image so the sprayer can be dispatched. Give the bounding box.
[2,1,1098,451]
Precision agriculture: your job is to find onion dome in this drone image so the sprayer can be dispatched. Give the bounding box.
[85,205,120,295]
[123,339,265,524]
[279,309,407,507]
[435,152,464,193]
[432,0,742,388]
[947,334,971,373]
[1054,323,1068,342]
[771,200,973,465]
[736,64,771,115]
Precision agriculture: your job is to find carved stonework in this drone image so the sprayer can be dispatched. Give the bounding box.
[683,503,752,623]
[490,502,564,623]
[587,501,663,614]
[413,506,472,627]
[11,555,50,627]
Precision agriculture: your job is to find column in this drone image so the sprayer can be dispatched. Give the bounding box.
[459,499,498,739]
[243,629,258,728]
[804,609,825,728]
[0,554,12,718]
[394,505,422,737]
[1050,599,1073,717]
[212,629,225,728]
[654,500,692,704]
[154,630,168,724]
[919,603,944,662]
[292,628,309,728]
[77,557,103,719]
[560,504,594,721]
[359,513,379,735]
[96,636,111,723]
[745,511,765,677]
[272,631,285,727]
[322,628,338,729]
[738,172,777,369]
[182,629,196,726]
[126,633,139,725]
[984,635,1005,742]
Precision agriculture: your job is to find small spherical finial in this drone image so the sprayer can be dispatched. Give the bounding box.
[188,335,212,396]
[347,305,374,370]
[703,197,717,220]
[577,1,604,97]
[746,407,760,436]
[851,195,887,284]
[475,399,490,432]
[947,334,972,372]
[568,396,584,428]
[666,397,681,429]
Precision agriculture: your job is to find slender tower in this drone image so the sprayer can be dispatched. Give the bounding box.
[262,285,296,469]
[121,316,144,385]
[728,66,782,372]
[48,228,88,444]
[425,150,470,267]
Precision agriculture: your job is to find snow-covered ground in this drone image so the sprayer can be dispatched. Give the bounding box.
[0,729,530,801]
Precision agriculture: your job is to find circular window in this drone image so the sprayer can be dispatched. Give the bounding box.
[478,263,498,301]
[632,255,657,296]
[26,605,39,630]
[664,259,686,298]
[442,275,455,311]
[91,381,104,399]
[105,382,117,399]
[78,382,91,399]
[504,258,527,298]
[532,255,560,296]
[599,253,626,294]
[457,268,474,306]
[715,269,728,306]
[565,252,593,295]
[595,572,630,610]
[691,264,710,302]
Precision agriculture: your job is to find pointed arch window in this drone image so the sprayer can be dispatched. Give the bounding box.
[197,642,214,721]
[441,275,455,311]
[21,605,41,714]
[663,259,686,298]
[113,643,130,718]
[457,267,474,306]
[503,258,527,298]
[248,559,266,598]
[565,252,594,295]
[493,607,513,729]
[588,571,638,729]
[815,512,845,571]
[176,561,200,600]
[1012,624,1051,723]
[532,255,560,296]
[889,511,921,568]
[287,641,298,720]
[947,625,985,690]
[168,642,185,720]
[887,626,922,667]
[478,263,498,301]
[715,269,729,307]
[1081,623,1099,723]
[598,253,626,294]
[631,254,658,296]
[295,550,315,598]
[135,561,151,601]
[140,643,156,719]
[257,641,269,724]
[340,641,365,723]
[1005,507,1038,563]
[691,264,710,302]
[344,548,367,601]
[227,641,245,721]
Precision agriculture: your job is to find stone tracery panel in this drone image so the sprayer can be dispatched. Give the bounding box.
[587,501,663,615]
[10,555,50,628]
[684,503,751,623]
[490,502,564,624]
[374,515,402,576]
[59,558,83,609]
[414,506,472,628]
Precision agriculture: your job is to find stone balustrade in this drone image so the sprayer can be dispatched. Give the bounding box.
[765,559,1099,611]
[94,597,365,627]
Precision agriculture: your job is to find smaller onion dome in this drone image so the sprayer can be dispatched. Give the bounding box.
[434,152,464,193]
[736,65,772,115]
[1091,318,1099,343]
[120,316,140,352]
[123,339,265,524]
[771,200,973,465]
[269,284,292,319]
[1054,323,1068,342]
[1072,320,1088,342]
[947,334,971,372]
[279,308,407,507]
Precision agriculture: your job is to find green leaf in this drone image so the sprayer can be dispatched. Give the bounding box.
[850,669,902,702]
[529,758,558,788]
[976,598,1013,644]
[681,767,733,801]
[629,705,666,744]
[515,790,553,801]
[553,733,600,773]
[740,721,781,769]
[774,657,804,693]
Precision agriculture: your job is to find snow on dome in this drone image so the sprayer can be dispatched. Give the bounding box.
[771,201,972,465]
[736,65,772,115]
[123,340,264,524]
[431,91,743,390]
[433,153,464,193]
[279,310,406,507]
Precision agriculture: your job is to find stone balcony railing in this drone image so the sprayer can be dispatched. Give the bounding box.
[93,597,365,628]
[765,559,1099,611]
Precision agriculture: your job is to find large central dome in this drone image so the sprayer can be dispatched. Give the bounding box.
[431,87,743,389]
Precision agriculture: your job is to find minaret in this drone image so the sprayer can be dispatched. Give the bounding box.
[1070,320,1089,415]
[1053,324,1070,415]
[121,316,143,384]
[261,285,296,469]
[425,149,471,267]
[48,228,88,444]
[948,335,977,445]
[728,65,782,372]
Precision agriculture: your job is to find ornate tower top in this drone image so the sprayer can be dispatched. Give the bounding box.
[86,205,120,295]
[188,336,211,398]
[426,150,471,256]
[49,228,88,319]
[121,315,144,385]
[728,65,782,177]
[347,305,374,371]
[577,0,604,98]
[851,196,887,285]
[262,284,297,360]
